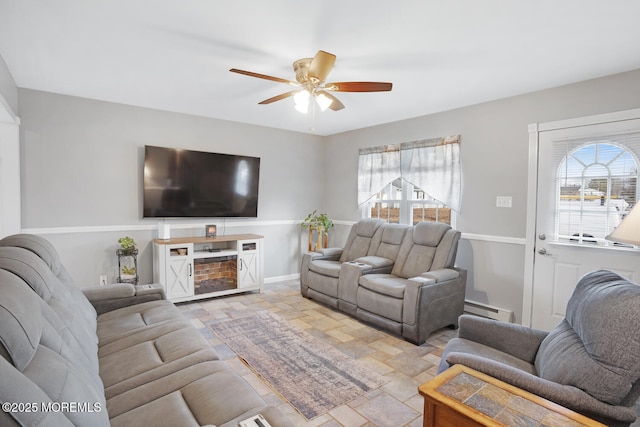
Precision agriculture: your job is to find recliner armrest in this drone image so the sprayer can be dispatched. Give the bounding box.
[420,268,460,282]
[354,255,394,269]
[83,283,167,314]
[457,315,548,363]
[135,283,166,298]
[83,283,135,301]
[315,247,343,258]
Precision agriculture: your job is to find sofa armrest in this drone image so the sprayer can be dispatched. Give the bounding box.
[354,255,394,269]
[135,283,166,299]
[83,283,135,301]
[457,315,548,363]
[84,283,166,314]
[404,272,464,324]
[402,268,467,344]
[420,268,460,282]
[301,250,343,292]
[315,247,343,258]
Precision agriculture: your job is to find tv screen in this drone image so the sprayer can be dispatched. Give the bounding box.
[143,145,260,218]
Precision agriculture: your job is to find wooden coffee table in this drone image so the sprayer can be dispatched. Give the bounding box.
[418,364,605,427]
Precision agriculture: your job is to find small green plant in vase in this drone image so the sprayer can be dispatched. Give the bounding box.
[118,236,136,254]
[121,266,136,276]
[301,210,334,251]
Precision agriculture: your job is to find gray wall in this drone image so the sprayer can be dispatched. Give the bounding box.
[324,68,640,322]
[15,69,640,322]
[19,89,325,284]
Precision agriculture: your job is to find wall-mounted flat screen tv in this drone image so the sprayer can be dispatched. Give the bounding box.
[143,145,260,218]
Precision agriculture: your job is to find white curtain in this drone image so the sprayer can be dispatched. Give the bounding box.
[357,144,401,205]
[357,135,461,212]
[400,135,461,212]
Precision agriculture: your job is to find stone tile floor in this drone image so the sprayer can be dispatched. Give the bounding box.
[177,279,457,427]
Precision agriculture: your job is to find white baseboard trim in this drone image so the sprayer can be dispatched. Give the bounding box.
[265,273,300,284]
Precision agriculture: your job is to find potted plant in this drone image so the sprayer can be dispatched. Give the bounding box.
[301,210,334,251]
[121,265,136,278]
[118,236,136,254]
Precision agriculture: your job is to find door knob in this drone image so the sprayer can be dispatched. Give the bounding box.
[538,248,552,255]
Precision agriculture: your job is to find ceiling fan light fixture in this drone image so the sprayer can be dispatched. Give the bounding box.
[314,92,333,111]
[231,50,392,114]
[294,90,310,114]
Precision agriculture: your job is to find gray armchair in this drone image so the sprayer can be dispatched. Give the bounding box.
[438,270,640,427]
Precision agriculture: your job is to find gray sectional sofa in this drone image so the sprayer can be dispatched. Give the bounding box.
[0,234,294,427]
[301,219,467,345]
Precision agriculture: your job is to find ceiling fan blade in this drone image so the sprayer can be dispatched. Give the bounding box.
[230,68,299,86]
[258,90,300,105]
[308,50,336,84]
[317,90,345,111]
[325,81,393,92]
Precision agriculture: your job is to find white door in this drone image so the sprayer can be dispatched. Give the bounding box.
[528,112,640,331]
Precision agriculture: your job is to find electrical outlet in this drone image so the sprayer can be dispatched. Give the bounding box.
[496,196,513,208]
[99,275,108,286]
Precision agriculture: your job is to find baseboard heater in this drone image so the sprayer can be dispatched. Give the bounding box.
[464,300,514,323]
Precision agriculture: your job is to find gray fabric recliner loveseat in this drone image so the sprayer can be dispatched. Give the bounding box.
[0,234,294,427]
[438,270,640,427]
[301,220,467,345]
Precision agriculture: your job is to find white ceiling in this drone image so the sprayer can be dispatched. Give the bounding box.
[1,1,640,136]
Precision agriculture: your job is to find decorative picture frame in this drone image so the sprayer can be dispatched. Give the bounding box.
[205,224,217,237]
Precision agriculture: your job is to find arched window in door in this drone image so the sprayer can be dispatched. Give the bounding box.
[556,140,638,245]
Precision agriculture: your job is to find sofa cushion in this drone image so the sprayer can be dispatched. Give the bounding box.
[0,247,56,300]
[24,345,110,426]
[107,361,268,424]
[0,247,99,359]
[394,244,438,279]
[0,270,42,371]
[535,270,640,406]
[368,223,409,261]
[99,326,219,395]
[0,234,64,276]
[96,300,190,345]
[339,219,384,262]
[359,274,407,299]
[309,259,342,278]
[412,222,449,246]
[0,234,98,329]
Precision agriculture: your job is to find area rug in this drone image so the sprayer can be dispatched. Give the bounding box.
[207,311,388,419]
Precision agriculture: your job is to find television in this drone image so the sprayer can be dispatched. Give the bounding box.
[143,145,260,218]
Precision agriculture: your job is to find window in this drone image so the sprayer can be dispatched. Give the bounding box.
[555,140,638,245]
[358,136,460,225]
[364,180,452,226]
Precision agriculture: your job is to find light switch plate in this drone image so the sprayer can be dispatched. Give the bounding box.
[496,196,512,208]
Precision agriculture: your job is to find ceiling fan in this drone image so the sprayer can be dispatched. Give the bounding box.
[230,50,392,113]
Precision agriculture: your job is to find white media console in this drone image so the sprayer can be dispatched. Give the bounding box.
[153,234,264,302]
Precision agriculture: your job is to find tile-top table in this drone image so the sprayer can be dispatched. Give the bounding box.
[418,364,606,427]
